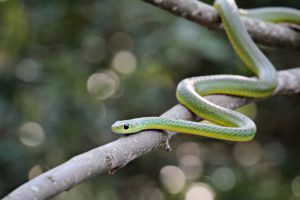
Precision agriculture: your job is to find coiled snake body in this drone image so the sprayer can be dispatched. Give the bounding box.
[111,0,300,141]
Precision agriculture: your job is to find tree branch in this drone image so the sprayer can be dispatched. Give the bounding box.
[4,0,300,197]
[4,67,300,200]
[143,0,300,50]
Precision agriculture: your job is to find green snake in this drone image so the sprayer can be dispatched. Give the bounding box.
[111,0,300,141]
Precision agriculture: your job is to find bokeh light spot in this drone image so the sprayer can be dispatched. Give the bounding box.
[19,122,45,147]
[212,167,236,191]
[176,142,201,159]
[176,142,203,179]
[140,186,164,200]
[112,51,137,74]
[263,141,286,165]
[185,183,215,200]
[234,140,261,166]
[86,71,119,100]
[159,165,186,194]
[28,165,43,180]
[15,59,41,82]
[179,155,203,180]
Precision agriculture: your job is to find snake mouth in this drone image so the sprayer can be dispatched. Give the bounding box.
[111,121,122,133]
[111,121,132,134]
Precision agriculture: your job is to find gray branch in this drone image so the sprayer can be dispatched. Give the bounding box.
[4,1,300,199]
[143,0,300,50]
[4,67,300,200]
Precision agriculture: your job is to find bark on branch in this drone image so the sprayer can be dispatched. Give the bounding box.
[143,0,300,50]
[4,67,300,200]
[4,1,300,199]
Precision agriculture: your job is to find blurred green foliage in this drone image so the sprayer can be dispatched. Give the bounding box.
[0,0,300,199]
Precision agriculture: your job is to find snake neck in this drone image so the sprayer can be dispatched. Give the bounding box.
[215,0,278,88]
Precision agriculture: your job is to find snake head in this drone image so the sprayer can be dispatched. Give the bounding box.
[111,118,145,134]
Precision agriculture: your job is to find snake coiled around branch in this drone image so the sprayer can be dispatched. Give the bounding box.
[111,0,300,142]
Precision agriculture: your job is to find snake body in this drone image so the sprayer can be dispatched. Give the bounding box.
[111,0,300,141]
[242,7,300,23]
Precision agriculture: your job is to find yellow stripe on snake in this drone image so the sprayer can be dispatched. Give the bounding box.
[111,0,300,141]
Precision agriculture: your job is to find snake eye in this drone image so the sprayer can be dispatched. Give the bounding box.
[123,123,129,130]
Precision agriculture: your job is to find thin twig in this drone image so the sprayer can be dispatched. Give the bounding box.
[143,0,300,50]
[4,67,300,200]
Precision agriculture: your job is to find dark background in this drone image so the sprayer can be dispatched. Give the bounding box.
[0,0,300,199]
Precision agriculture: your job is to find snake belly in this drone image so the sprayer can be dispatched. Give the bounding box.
[111,0,300,141]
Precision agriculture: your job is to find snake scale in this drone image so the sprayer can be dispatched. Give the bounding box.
[111,0,300,141]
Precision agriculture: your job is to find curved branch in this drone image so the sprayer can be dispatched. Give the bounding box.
[4,67,300,200]
[143,0,300,50]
